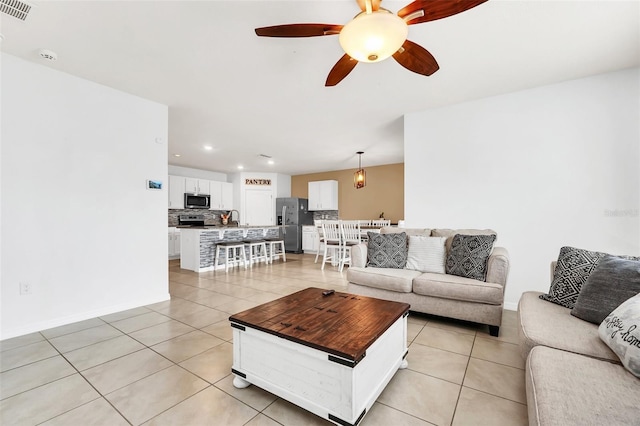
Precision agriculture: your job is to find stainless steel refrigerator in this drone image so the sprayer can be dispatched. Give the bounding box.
[276,198,313,253]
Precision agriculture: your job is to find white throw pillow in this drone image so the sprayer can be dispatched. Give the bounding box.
[405,236,446,273]
[598,293,640,378]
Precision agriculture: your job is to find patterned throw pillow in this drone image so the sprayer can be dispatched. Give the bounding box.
[539,246,607,309]
[598,293,640,378]
[445,234,496,281]
[366,232,408,269]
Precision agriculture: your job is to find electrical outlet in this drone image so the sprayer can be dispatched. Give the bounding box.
[19,282,32,295]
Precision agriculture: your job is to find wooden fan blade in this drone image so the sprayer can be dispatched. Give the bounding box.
[255,24,343,37]
[398,0,488,25]
[326,54,358,86]
[356,0,382,12]
[392,40,439,76]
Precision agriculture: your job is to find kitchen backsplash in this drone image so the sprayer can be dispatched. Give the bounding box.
[168,210,229,226]
[169,209,339,226]
[312,211,339,221]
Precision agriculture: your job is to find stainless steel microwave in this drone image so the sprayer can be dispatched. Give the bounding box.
[184,193,210,209]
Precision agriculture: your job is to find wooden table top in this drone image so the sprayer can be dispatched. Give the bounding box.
[230,287,410,363]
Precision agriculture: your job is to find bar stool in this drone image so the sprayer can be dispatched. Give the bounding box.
[243,240,268,267]
[264,238,286,264]
[214,241,247,272]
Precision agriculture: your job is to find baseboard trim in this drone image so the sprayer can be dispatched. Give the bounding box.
[0,293,171,340]
[504,302,518,311]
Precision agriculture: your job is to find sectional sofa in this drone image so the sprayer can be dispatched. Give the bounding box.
[518,261,640,425]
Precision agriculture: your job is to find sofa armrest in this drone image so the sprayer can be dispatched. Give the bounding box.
[486,246,510,287]
[351,243,368,268]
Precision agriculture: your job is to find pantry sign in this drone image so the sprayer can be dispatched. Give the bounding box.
[245,178,271,186]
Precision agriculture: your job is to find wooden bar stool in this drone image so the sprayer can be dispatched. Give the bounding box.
[214,241,247,272]
[264,238,286,264]
[243,240,268,267]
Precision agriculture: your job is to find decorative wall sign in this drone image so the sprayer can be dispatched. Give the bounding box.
[245,178,272,186]
[147,179,163,190]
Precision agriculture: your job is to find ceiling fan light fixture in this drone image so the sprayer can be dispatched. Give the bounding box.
[339,10,408,63]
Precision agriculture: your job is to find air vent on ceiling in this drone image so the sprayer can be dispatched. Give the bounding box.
[1,0,32,21]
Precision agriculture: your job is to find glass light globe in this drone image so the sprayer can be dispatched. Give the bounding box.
[339,10,408,63]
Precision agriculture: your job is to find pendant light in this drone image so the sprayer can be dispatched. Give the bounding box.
[354,151,366,189]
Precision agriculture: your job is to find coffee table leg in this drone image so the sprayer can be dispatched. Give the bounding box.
[233,376,251,389]
[399,359,408,369]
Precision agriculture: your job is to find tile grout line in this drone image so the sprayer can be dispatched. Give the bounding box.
[448,332,477,425]
[33,335,135,426]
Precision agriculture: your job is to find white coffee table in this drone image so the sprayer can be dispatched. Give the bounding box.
[229,287,410,426]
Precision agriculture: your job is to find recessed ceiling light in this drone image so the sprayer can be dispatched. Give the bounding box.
[204,145,213,151]
[237,165,244,170]
[268,160,275,165]
[173,154,181,157]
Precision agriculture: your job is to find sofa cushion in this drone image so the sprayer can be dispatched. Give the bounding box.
[346,267,421,293]
[517,291,617,362]
[381,227,431,237]
[599,293,640,378]
[413,272,503,305]
[445,234,496,281]
[406,236,446,273]
[539,246,607,309]
[431,228,497,253]
[366,232,408,269]
[526,346,639,426]
[572,255,640,324]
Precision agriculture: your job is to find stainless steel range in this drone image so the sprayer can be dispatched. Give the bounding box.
[178,214,205,227]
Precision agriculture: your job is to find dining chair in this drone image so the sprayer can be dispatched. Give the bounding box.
[320,220,341,270]
[314,220,325,263]
[339,220,362,272]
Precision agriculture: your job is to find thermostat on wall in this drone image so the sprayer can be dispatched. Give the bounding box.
[146,179,162,190]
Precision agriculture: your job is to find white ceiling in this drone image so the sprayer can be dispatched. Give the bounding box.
[1,0,638,175]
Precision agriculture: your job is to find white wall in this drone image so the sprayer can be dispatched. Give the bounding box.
[230,172,291,225]
[168,165,227,182]
[1,54,169,339]
[405,68,640,310]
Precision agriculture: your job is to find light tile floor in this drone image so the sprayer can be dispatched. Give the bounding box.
[0,254,528,426]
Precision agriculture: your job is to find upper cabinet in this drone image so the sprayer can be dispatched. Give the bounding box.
[169,175,232,210]
[185,178,210,195]
[308,180,338,211]
[168,175,185,209]
[209,181,234,211]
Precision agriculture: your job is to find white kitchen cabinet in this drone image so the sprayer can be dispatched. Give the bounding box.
[308,180,338,211]
[185,178,210,195]
[168,227,181,258]
[168,175,186,209]
[220,182,233,210]
[302,226,319,253]
[210,181,234,210]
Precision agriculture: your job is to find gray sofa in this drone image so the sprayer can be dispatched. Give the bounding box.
[518,263,639,425]
[346,227,510,336]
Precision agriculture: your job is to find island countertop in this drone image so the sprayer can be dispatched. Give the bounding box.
[179,225,282,272]
[175,225,281,229]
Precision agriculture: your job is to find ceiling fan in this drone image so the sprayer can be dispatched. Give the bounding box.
[255,0,488,86]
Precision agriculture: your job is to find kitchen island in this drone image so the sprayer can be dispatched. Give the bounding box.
[179,226,281,272]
